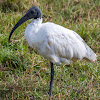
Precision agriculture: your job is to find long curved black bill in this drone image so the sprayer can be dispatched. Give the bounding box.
[9,14,29,41]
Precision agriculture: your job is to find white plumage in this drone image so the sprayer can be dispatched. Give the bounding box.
[9,6,97,95]
[25,18,97,65]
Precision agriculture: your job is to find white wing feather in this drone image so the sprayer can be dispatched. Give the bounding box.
[25,20,97,65]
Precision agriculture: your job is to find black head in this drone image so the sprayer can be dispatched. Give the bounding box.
[9,6,42,41]
[26,6,42,19]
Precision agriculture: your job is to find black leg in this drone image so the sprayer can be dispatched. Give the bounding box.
[49,62,54,95]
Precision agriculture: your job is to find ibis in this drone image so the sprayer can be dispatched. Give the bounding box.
[9,6,97,95]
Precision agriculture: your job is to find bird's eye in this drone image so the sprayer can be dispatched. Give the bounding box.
[30,10,34,14]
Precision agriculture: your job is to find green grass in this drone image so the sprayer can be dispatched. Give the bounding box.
[0,0,100,99]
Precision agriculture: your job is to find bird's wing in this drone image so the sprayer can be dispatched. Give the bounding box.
[42,22,96,62]
[72,29,97,62]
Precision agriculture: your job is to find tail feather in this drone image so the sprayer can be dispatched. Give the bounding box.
[85,45,97,62]
[73,31,97,62]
